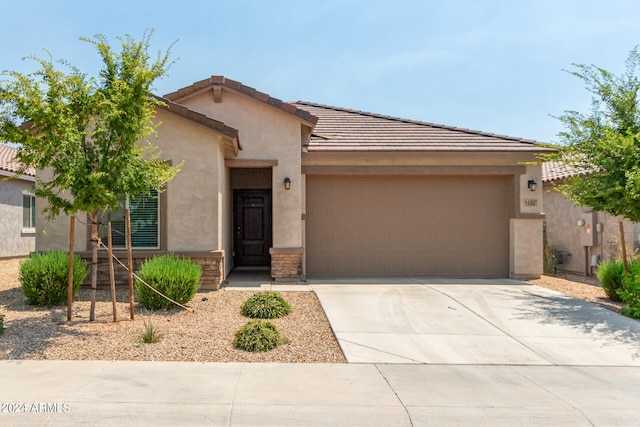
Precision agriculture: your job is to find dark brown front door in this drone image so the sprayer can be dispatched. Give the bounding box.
[233,190,272,267]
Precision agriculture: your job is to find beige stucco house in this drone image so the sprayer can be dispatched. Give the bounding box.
[0,143,36,258]
[35,76,549,287]
[543,161,638,275]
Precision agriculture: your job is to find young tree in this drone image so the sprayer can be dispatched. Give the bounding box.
[0,31,180,320]
[546,47,640,269]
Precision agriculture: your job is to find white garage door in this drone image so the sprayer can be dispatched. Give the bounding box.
[305,175,512,278]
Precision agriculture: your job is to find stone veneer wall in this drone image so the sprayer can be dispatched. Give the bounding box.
[269,247,303,280]
[75,250,224,290]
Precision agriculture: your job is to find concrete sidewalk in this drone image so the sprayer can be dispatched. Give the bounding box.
[1,360,640,426]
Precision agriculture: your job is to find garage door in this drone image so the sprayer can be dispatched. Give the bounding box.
[305,175,512,278]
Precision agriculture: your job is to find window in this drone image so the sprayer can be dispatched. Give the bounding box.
[22,193,35,229]
[99,189,159,249]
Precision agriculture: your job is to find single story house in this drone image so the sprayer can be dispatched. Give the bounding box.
[543,161,638,275]
[35,76,549,287]
[0,143,36,258]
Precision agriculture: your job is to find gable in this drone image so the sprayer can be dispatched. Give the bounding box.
[165,81,309,162]
[164,76,317,128]
[155,96,240,158]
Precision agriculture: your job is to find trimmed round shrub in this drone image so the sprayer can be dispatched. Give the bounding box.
[233,320,289,352]
[20,252,88,307]
[135,254,202,310]
[241,291,291,319]
[596,259,625,301]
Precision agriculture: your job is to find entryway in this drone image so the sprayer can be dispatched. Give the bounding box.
[230,167,273,272]
[224,268,272,288]
[233,189,272,267]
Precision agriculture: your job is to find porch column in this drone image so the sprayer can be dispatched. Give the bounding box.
[270,247,304,281]
[510,218,543,280]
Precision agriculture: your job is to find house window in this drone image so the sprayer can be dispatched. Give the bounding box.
[22,193,36,229]
[633,223,640,252]
[99,189,159,249]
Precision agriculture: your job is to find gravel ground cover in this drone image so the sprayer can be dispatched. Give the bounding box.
[528,272,624,313]
[0,258,346,363]
[0,257,630,362]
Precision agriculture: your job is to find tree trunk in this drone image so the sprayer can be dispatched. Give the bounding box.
[90,210,99,321]
[619,220,629,272]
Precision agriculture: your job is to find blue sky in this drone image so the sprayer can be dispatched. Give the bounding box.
[1,0,639,143]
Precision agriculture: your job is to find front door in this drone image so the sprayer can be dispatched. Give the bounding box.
[233,190,272,267]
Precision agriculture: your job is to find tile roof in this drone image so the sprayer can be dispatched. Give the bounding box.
[0,143,35,176]
[164,76,318,126]
[542,161,591,182]
[293,101,552,153]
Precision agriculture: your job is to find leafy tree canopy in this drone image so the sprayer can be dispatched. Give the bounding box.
[544,47,640,222]
[0,30,180,221]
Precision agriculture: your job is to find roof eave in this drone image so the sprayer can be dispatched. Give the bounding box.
[0,168,35,182]
[154,95,242,156]
[305,146,554,154]
[165,76,318,127]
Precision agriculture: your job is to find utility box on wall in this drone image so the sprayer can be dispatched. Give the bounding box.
[578,211,597,247]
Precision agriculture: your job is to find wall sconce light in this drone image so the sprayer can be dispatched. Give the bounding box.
[284,177,291,190]
[527,179,537,192]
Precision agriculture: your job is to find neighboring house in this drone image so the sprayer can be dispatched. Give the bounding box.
[543,161,637,275]
[34,76,549,287]
[0,143,36,258]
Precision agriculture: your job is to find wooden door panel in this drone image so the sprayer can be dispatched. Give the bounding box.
[234,190,272,266]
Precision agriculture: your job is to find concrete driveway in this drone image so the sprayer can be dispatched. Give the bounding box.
[309,279,640,365]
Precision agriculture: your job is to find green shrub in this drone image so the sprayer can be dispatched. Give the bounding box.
[19,252,88,307]
[241,291,291,319]
[596,259,625,301]
[140,315,163,343]
[620,263,640,319]
[233,319,289,352]
[136,254,202,310]
[0,313,5,335]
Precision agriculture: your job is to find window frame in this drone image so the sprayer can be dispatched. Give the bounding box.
[99,190,161,250]
[21,191,36,233]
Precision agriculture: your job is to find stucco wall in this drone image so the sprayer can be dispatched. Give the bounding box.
[36,109,228,255]
[157,110,225,252]
[179,90,304,249]
[35,167,87,253]
[544,184,636,274]
[505,163,544,279]
[510,218,543,279]
[519,164,543,216]
[0,178,36,257]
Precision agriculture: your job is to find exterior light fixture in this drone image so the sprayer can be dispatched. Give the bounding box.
[284,177,291,190]
[527,179,537,192]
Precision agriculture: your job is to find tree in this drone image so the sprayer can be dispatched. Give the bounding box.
[545,47,640,270]
[0,31,181,320]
